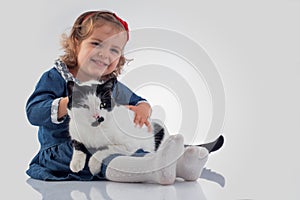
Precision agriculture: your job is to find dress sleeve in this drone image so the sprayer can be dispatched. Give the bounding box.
[26,69,67,126]
[112,80,148,106]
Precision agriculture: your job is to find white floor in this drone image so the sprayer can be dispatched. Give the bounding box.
[23,168,225,200]
[25,177,216,200]
[16,135,298,200]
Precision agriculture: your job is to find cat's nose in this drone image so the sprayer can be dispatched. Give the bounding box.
[93,114,100,119]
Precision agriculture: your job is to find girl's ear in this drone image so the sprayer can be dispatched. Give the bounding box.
[74,37,78,43]
[73,37,80,57]
[74,38,79,47]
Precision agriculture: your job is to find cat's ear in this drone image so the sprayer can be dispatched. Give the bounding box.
[67,81,75,97]
[96,78,116,96]
[67,81,75,110]
[103,78,116,91]
[108,77,117,87]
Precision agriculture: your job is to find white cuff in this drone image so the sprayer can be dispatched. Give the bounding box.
[51,98,65,124]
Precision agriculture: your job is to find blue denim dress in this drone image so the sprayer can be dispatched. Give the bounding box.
[26,60,148,181]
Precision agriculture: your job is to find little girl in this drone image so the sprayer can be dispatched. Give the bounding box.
[26,10,209,185]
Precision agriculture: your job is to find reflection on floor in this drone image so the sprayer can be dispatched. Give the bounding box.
[26,167,225,200]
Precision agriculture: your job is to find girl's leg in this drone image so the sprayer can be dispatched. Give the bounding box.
[176,146,209,181]
[105,134,184,185]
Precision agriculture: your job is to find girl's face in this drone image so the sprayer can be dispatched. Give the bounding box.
[76,24,127,82]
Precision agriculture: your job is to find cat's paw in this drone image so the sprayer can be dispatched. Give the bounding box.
[70,151,87,173]
[88,157,102,175]
[88,150,110,175]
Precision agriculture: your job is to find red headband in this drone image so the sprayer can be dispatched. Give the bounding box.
[113,13,129,40]
[82,11,129,40]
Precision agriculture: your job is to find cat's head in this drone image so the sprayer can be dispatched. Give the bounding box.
[67,78,116,127]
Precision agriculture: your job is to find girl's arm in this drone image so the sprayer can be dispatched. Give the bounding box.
[113,81,152,131]
[113,81,148,106]
[26,69,67,126]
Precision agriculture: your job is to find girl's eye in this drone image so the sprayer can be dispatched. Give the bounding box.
[110,48,120,54]
[91,41,121,55]
[91,42,102,47]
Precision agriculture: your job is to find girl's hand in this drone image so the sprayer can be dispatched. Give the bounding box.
[58,97,69,119]
[126,102,152,132]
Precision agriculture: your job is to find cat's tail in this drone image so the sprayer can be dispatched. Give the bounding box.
[184,135,224,153]
[151,119,224,153]
[152,123,165,151]
[151,119,169,151]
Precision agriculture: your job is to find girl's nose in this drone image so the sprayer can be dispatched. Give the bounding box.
[99,48,109,59]
[99,52,107,59]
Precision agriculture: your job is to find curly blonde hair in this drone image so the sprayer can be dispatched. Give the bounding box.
[60,11,128,80]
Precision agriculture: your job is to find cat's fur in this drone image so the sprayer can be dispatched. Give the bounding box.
[67,78,168,175]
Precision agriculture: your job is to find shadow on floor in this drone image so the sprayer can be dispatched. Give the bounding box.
[26,169,225,200]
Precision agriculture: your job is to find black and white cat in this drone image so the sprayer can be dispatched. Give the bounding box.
[67,78,168,175]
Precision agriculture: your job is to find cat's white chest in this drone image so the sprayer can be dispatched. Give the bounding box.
[69,105,156,152]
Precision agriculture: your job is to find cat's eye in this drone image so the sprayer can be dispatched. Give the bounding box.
[83,104,90,109]
[78,104,90,109]
[100,102,106,109]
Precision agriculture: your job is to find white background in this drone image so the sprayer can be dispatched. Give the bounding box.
[0,0,299,199]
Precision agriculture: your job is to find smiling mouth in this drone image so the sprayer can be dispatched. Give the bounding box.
[92,59,108,68]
